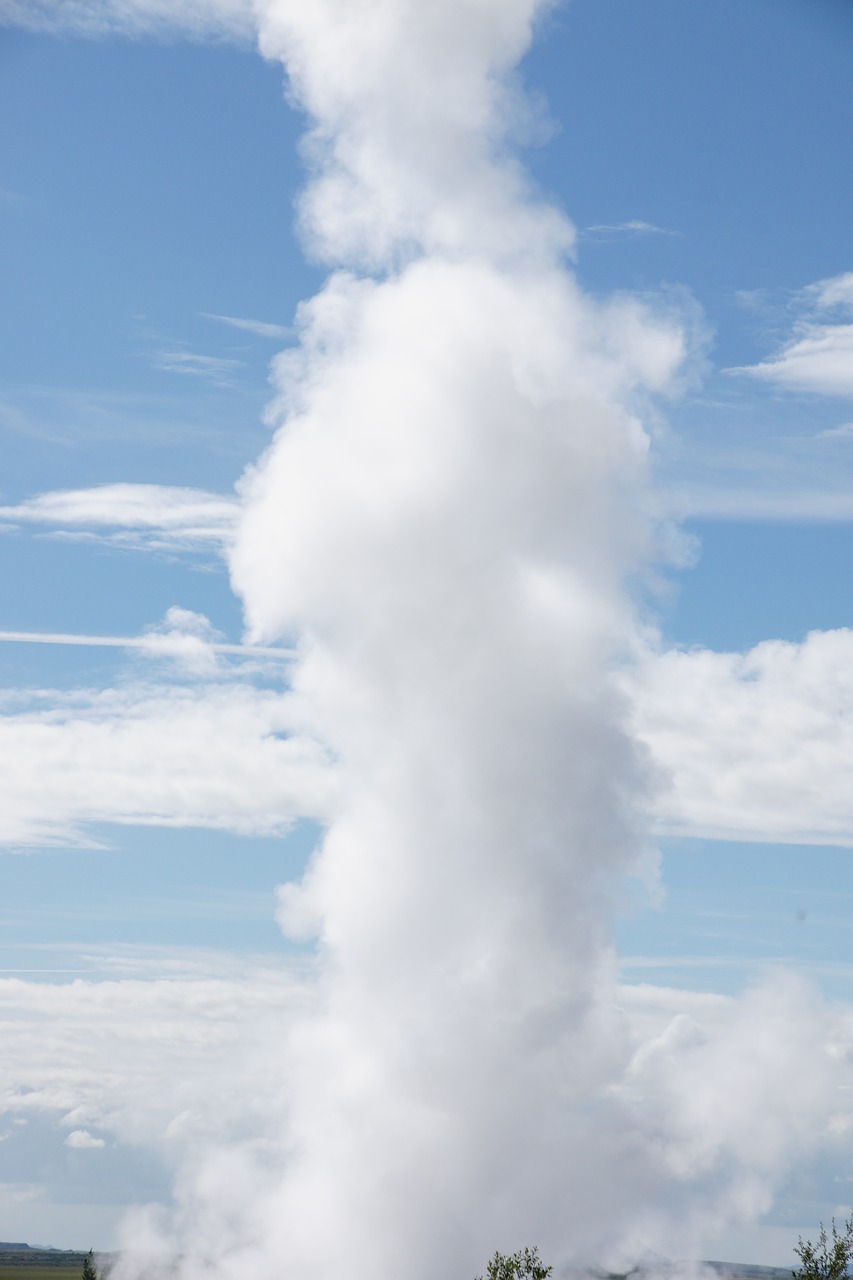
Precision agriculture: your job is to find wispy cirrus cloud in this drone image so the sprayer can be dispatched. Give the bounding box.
[810,273,853,310]
[737,325,853,397]
[0,483,239,553]
[584,219,678,238]
[200,313,295,340]
[730,271,853,398]
[0,186,29,208]
[0,0,254,41]
[151,347,244,386]
[671,483,853,521]
[817,421,853,440]
[0,607,294,673]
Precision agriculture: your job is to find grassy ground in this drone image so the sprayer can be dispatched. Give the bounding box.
[0,1256,87,1280]
[0,1269,85,1280]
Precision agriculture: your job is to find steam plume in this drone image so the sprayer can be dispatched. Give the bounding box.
[114,2,844,1277]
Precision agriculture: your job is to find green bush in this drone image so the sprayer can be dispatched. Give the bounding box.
[477,1247,552,1280]
[794,1219,853,1280]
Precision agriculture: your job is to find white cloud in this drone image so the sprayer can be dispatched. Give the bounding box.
[0,608,294,673]
[152,349,243,386]
[200,313,295,340]
[816,421,853,440]
[64,1129,106,1150]
[0,484,239,553]
[0,961,313,1157]
[732,272,853,398]
[253,0,577,269]
[742,325,853,397]
[585,220,677,237]
[633,627,853,844]
[0,678,335,849]
[810,272,853,311]
[0,0,254,41]
[672,484,853,522]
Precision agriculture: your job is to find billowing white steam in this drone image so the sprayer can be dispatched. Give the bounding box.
[112,1,845,1277]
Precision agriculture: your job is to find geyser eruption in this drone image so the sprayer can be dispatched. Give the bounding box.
[115,2,842,1277]
[226,0,684,1271]
[230,265,677,1275]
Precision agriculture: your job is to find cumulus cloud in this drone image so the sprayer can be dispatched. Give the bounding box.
[0,484,239,553]
[633,627,853,845]
[732,272,853,398]
[64,1130,106,1150]
[0,677,334,849]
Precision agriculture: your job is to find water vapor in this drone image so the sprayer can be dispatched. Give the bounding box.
[98,1,847,1277]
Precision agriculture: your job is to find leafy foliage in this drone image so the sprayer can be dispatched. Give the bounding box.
[794,1219,853,1280]
[80,1253,96,1280]
[477,1247,553,1280]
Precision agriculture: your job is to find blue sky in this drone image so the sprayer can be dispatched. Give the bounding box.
[1,0,853,1266]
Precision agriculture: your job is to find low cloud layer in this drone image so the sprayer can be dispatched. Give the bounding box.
[1,962,848,1259]
[0,960,312,1158]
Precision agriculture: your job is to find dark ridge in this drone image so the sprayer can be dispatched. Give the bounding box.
[597,1266,793,1280]
[704,1267,793,1280]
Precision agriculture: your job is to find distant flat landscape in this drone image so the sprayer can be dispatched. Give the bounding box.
[705,1266,793,1280]
[0,1246,88,1280]
[0,1247,797,1280]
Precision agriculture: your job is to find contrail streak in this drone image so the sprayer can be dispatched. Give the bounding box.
[0,629,294,659]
